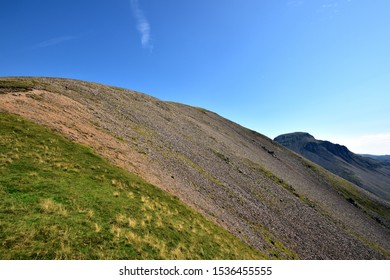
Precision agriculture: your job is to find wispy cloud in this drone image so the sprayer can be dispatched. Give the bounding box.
[130,0,152,49]
[32,35,77,49]
[321,1,339,13]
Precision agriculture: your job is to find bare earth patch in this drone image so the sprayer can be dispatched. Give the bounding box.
[0,90,172,193]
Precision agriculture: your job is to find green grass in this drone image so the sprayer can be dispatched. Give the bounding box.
[250,223,299,260]
[0,79,37,94]
[0,113,265,260]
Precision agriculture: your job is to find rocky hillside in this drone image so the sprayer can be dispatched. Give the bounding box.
[1,77,389,259]
[274,132,390,201]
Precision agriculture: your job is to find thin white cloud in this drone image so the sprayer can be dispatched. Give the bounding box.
[322,2,338,8]
[321,1,340,14]
[32,36,77,49]
[130,0,152,49]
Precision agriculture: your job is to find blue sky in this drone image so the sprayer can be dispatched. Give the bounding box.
[1,0,389,154]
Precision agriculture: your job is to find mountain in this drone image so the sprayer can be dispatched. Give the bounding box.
[1,77,389,260]
[361,154,390,163]
[274,132,390,201]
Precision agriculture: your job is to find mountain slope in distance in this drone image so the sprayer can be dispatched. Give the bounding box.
[274,132,390,202]
[1,77,389,259]
[361,154,390,163]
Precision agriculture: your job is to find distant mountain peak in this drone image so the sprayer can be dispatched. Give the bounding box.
[274,132,390,201]
[275,132,314,140]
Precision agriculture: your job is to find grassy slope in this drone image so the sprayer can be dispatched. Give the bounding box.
[0,79,37,94]
[0,113,264,260]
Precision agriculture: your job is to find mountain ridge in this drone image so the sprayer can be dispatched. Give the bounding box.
[361,154,390,162]
[274,132,390,201]
[1,77,389,259]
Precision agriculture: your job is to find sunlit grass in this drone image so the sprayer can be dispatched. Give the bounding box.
[0,113,264,260]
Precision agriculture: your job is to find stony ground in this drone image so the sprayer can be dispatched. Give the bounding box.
[1,77,389,259]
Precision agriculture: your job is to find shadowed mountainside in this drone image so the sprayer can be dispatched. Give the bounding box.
[361,154,390,163]
[274,132,390,202]
[1,77,389,259]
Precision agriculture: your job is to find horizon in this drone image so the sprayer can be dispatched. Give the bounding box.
[1,0,389,154]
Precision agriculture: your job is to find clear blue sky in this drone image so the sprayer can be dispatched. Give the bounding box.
[1,0,389,154]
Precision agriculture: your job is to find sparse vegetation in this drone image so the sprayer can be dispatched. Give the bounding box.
[0,79,36,94]
[304,159,390,222]
[0,113,264,259]
[25,92,45,100]
[251,223,299,260]
[212,150,230,164]
[247,160,300,198]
